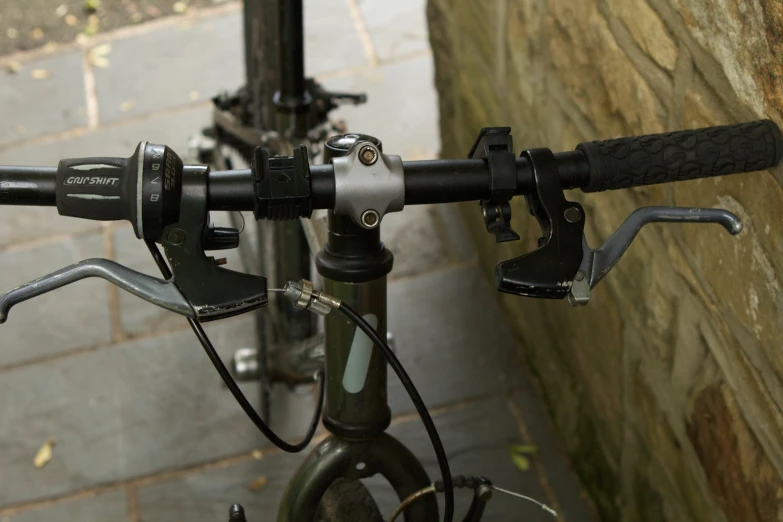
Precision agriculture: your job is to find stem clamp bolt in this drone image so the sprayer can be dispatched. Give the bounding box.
[359,145,379,165]
[361,209,380,228]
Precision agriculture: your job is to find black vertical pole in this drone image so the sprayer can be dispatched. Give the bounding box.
[277,0,306,103]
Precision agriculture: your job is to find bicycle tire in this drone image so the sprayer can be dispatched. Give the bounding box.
[315,479,384,522]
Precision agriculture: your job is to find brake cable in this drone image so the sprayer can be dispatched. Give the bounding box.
[145,239,324,453]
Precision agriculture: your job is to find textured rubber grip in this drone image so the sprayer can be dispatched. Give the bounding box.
[576,120,783,193]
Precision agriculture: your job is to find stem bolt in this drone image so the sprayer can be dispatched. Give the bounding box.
[564,206,582,223]
[359,145,379,165]
[361,209,380,228]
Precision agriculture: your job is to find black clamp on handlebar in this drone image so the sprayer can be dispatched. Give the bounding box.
[252,145,313,220]
[496,149,585,299]
[468,127,520,243]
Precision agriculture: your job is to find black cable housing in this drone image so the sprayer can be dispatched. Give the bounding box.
[144,239,324,453]
[337,302,455,522]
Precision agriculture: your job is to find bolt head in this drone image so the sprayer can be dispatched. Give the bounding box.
[361,210,380,228]
[358,145,379,165]
[564,206,582,223]
[167,229,186,245]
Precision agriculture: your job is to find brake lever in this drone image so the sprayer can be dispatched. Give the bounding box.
[0,258,193,323]
[0,143,267,326]
[568,206,743,305]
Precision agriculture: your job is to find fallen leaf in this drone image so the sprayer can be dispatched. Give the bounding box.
[75,33,89,45]
[173,1,189,13]
[56,4,69,17]
[508,444,537,472]
[6,27,18,39]
[43,42,59,53]
[252,449,264,460]
[65,14,78,26]
[4,60,22,74]
[131,12,143,23]
[84,0,102,12]
[188,90,199,100]
[248,476,268,491]
[88,43,111,68]
[146,5,161,17]
[120,99,135,112]
[34,439,55,468]
[30,69,52,80]
[31,28,44,40]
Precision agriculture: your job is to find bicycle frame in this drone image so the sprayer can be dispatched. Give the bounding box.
[242,1,439,519]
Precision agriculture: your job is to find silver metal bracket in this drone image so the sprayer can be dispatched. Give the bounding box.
[568,206,743,306]
[332,141,404,229]
[0,258,194,323]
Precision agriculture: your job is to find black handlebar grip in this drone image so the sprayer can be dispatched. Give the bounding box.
[576,120,783,193]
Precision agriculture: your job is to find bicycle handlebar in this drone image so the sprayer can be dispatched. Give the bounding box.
[2,120,780,212]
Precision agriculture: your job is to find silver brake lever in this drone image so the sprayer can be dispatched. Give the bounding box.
[0,258,194,323]
[568,207,743,306]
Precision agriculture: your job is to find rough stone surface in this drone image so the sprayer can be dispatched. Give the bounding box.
[427,0,783,520]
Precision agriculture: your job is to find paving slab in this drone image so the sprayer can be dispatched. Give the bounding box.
[359,0,430,61]
[387,264,523,415]
[510,389,597,521]
[134,397,557,521]
[93,12,244,124]
[383,204,456,280]
[0,232,111,367]
[326,53,441,158]
[0,50,87,146]
[0,105,212,167]
[0,316,316,507]
[93,0,366,124]
[2,490,129,522]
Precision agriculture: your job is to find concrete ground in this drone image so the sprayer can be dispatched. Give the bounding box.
[0,1,595,521]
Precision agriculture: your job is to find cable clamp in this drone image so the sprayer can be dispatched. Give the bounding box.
[281,279,341,316]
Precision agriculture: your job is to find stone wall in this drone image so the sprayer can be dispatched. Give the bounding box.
[426,1,783,520]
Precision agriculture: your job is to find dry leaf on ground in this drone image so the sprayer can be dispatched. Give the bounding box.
[65,14,78,26]
[4,61,22,74]
[31,28,44,40]
[252,449,264,460]
[508,444,537,472]
[6,28,18,39]
[31,69,52,80]
[88,44,112,68]
[34,439,55,468]
[56,4,69,17]
[173,1,189,13]
[248,476,268,491]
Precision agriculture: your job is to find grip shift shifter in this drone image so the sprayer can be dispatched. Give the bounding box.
[0,142,267,323]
